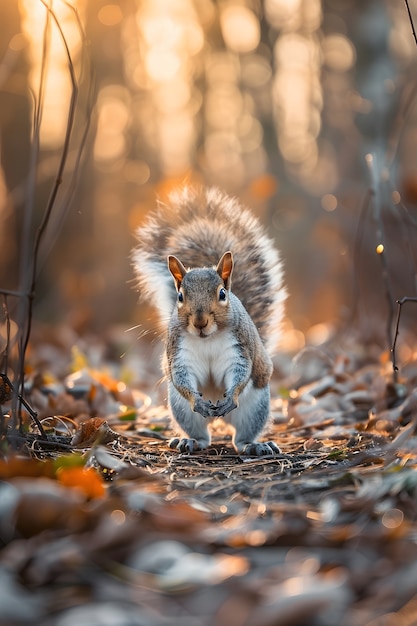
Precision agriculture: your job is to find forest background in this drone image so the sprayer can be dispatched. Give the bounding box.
[2,0,416,355]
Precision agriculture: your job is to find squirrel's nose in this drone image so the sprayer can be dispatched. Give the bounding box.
[193,313,209,330]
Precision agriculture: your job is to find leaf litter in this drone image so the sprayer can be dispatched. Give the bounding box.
[2,331,417,625]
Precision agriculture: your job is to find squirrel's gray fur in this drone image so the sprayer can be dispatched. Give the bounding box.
[133,186,286,455]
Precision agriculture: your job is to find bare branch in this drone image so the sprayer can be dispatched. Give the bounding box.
[391,297,417,381]
[1,297,10,374]
[0,374,46,439]
[37,4,96,268]
[404,0,417,46]
[2,1,91,439]
[20,1,80,385]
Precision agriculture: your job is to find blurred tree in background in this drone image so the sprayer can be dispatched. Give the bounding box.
[1,0,417,356]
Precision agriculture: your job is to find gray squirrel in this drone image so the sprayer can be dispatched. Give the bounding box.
[132,186,286,455]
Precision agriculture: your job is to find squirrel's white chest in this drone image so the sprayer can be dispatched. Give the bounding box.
[181,330,235,398]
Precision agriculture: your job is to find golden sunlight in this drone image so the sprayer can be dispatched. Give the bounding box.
[134,0,203,175]
[272,25,322,181]
[98,4,123,27]
[94,86,129,164]
[265,0,303,30]
[220,6,260,53]
[19,0,83,148]
[267,0,345,194]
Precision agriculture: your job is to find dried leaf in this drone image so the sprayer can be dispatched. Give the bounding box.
[71,418,118,447]
[56,466,105,499]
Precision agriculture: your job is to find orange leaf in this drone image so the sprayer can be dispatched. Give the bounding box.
[0,457,55,479]
[90,369,119,393]
[56,466,105,499]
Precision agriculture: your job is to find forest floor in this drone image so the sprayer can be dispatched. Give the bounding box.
[2,327,417,626]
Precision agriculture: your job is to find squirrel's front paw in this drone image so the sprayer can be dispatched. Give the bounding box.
[212,394,237,417]
[241,441,281,456]
[169,437,202,453]
[193,395,217,418]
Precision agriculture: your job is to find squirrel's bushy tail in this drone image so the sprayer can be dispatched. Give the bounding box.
[132,187,286,354]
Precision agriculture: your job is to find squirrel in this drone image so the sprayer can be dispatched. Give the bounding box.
[132,186,286,455]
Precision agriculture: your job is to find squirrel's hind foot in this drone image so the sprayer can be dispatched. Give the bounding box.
[169,437,205,453]
[240,441,281,456]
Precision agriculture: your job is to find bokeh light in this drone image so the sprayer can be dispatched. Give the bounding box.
[220,6,260,53]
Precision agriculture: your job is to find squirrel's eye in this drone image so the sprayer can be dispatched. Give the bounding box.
[219,287,227,301]
[178,292,184,303]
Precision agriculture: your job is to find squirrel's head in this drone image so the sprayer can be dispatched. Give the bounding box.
[167,251,233,338]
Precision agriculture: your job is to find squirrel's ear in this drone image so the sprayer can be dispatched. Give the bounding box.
[168,255,187,291]
[216,251,233,289]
